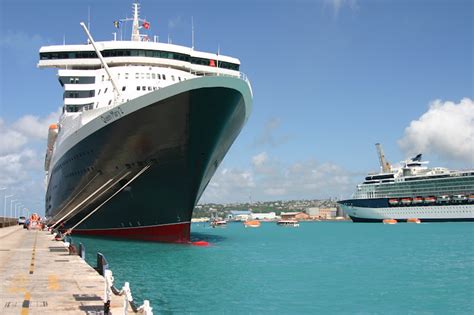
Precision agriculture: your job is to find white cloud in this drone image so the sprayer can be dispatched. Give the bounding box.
[201,153,356,203]
[252,152,268,167]
[398,98,474,165]
[325,0,359,17]
[0,119,28,155]
[202,168,256,203]
[0,149,41,186]
[168,16,183,29]
[253,117,290,148]
[12,108,61,140]
[0,110,60,214]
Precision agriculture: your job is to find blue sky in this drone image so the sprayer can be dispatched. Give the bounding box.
[0,0,472,214]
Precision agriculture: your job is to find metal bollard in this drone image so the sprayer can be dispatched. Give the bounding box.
[79,243,85,259]
[96,252,109,276]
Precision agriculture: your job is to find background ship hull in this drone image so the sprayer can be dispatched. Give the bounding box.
[339,200,474,222]
[46,78,250,242]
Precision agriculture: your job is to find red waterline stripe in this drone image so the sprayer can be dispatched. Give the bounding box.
[72,222,191,243]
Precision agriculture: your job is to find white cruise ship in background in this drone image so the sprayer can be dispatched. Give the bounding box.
[39,2,252,241]
[338,144,474,222]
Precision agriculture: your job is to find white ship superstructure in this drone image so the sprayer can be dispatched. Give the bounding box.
[339,148,474,222]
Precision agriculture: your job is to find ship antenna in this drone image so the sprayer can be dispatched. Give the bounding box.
[131,1,140,41]
[191,16,195,50]
[87,6,91,30]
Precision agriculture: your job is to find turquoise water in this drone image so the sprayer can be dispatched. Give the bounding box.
[74,222,474,314]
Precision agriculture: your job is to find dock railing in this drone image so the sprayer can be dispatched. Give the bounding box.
[52,231,153,314]
[104,268,153,315]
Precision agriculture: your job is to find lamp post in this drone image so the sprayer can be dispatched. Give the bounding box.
[1,188,7,226]
[15,203,23,219]
[0,188,5,221]
[10,199,17,218]
[12,201,21,220]
[4,194,13,226]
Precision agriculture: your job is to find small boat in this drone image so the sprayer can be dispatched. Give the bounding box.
[243,220,261,228]
[412,197,423,204]
[383,219,398,224]
[407,218,421,224]
[277,220,299,227]
[210,220,227,228]
[424,196,436,204]
[388,198,399,206]
[436,195,450,203]
[400,197,412,205]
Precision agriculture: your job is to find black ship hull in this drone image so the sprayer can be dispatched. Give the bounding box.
[46,78,251,242]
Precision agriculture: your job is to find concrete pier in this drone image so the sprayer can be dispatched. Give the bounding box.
[0,226,126,314]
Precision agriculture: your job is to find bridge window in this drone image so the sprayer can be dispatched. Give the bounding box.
[41,49,240,71]
[58,76,95,86]
[63,90,95,99]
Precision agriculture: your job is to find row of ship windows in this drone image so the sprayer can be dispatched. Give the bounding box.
[52,149,95,174]
[64,85,159,112]
[60,72,187,88]
[365,181,474,189]
[100,72,186,82]
[40,49,240,71]
[380,210,471,214]
[64,103,96,113]
[365,179,474,187]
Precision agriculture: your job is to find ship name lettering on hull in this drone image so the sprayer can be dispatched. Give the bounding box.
[100,106,124,124]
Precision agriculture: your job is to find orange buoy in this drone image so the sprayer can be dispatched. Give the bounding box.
[407,218,421,224]
[383,219,398,224]
[192,241,210,247]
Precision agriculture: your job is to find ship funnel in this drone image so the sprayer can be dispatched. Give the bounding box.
[411,153,422,162]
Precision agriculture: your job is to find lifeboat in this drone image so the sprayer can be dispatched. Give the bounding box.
[412,197,423,204]
[452,194,467,202]
[469,195,474,203]
[388,198,399,206]
[400,197,412,205]
[383,219,398,224]
[424,196,436,204]
[244,220,261,228]
[407,218,421,224]
[436,195,450,203]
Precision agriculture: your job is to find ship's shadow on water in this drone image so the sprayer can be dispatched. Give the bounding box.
[190,231,226,243]
[70,231,226,245]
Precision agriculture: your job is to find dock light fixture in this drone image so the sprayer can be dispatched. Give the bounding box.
[15,203,24,219]
[12,200,22,219]
[10,199,17,218]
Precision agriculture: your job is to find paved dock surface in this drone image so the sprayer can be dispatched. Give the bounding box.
[0,226,126,314]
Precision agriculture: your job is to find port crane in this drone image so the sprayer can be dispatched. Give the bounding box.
[375,143,392,173]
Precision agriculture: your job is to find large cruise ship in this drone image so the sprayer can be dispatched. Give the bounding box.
[39,2,252,242]
[338,144,474,222]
